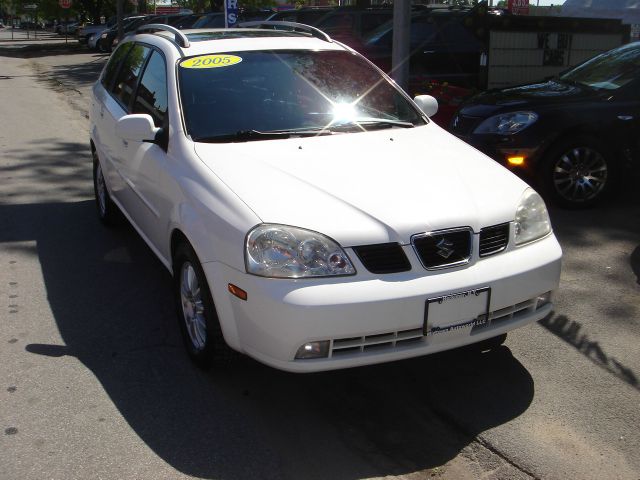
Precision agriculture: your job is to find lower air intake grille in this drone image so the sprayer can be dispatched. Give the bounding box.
[412,228,472,270]
[352,243,411,274]
[479,223,509,257]
[331,328,424,357]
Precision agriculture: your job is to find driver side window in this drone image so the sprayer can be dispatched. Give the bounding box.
[132,51,168,128]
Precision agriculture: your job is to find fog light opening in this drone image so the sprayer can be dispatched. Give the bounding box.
[295,340,330,360]
[508,155,525,166]
[536,291,552,309]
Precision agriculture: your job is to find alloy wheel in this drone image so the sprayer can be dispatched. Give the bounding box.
[96,163,107,216]
[552,146,608,203]
[180,262,207,351]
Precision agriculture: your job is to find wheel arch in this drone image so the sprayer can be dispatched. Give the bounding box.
[169,227,243,352]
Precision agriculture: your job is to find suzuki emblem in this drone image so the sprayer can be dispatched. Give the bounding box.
[436,238,455,259]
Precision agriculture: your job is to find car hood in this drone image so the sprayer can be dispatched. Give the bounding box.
[460,79,597,116]
[193,124,529,247]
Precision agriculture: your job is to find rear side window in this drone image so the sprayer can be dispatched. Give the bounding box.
[133,51,168,127]
[112,44,151,109]
[101,42,133,90]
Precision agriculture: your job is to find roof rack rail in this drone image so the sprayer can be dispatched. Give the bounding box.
[137,23,191,48]
[238,21,332,43]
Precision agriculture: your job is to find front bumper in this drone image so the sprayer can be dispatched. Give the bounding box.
[204,233,562,372]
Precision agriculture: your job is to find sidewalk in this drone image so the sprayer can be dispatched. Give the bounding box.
[0,28,77,44]
[0,28,81,55]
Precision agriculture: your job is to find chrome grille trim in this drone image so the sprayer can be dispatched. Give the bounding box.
[411,227,473,270]
[479,223,510,257]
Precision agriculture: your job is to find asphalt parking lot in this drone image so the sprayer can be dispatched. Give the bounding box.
[1,33,639,479]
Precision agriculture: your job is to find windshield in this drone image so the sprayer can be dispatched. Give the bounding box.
[178,50,426,142]
[560,43,640,91]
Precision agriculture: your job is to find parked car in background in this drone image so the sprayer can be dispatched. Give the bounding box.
[190,13,225,29]
[97,15,148,52]
[266,7,334,25]
[78,20,114,45]
[449,42,640,208]
[90,22,561,372]
[358,7,483,91]
[169,13,203,29]
[57,21,79,35]
[313,6,395,46]
[88,30,103,50]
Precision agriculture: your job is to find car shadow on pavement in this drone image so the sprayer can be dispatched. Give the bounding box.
[1,197,535,478]
[40,57,107,88]
[539,194,640,394]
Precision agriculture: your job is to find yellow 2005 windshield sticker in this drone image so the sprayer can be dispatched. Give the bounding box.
[180,55,242,69]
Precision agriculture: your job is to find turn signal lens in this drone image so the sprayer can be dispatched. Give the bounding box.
[228,283,247,301]
[508,155,525,166]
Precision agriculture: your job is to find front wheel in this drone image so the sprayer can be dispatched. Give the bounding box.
[173,243,234,369]
[540,136,614,208]
[92,150,119,225]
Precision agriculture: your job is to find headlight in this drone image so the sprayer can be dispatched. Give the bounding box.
[246,224,356,278]
[473,111,538,135]
[100,32,107,38]
[514,188,551,245]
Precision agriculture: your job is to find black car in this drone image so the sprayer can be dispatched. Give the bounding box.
[449,42,640,208]
[98,15,151,52]
[313,7,396,46]
[266,7,335,25]
[358,7,484,91]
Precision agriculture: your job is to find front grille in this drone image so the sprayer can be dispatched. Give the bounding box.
[479,223,510,257]
[331,328,424,357]
[352,243,411,274]
[412,228,472,270]
[450,114,483,136]
[471,298,537,334]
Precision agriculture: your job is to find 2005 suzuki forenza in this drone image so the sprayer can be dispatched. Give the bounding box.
[90,22,562,372]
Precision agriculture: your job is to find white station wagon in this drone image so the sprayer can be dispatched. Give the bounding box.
[90,22,562,372]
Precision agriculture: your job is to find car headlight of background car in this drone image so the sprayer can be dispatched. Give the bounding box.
[514,188,551,245]
[473,111,538,135]
[246,224,356,278]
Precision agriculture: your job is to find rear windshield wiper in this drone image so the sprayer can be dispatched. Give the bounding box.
[194,128,333,143]
[328,118,416,132]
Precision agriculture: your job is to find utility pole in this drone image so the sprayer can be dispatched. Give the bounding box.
[391,0,411,91]
[116,0,123,40]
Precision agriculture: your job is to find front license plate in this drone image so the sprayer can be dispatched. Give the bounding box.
[423,287,491,336]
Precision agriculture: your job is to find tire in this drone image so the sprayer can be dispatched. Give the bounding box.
[92,150,119,226]
[540,136,614,208]
[173,242,234,369]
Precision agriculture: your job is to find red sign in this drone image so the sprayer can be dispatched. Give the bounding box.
[59,0,72,8]
[508,0,529,15]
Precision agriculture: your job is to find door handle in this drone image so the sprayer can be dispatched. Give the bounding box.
[617,115,634,121]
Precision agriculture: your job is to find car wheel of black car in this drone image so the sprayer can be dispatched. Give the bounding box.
[173,242,233,369]
[92,150,119,226]
[541,136,614,208]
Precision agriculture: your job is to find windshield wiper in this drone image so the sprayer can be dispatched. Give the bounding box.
[194,130,290,143]
[328,118,416,132]
[194,128,333,143]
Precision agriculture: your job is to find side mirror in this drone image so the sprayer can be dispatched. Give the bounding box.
[413,94,438,118]
[115,114,160,143]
